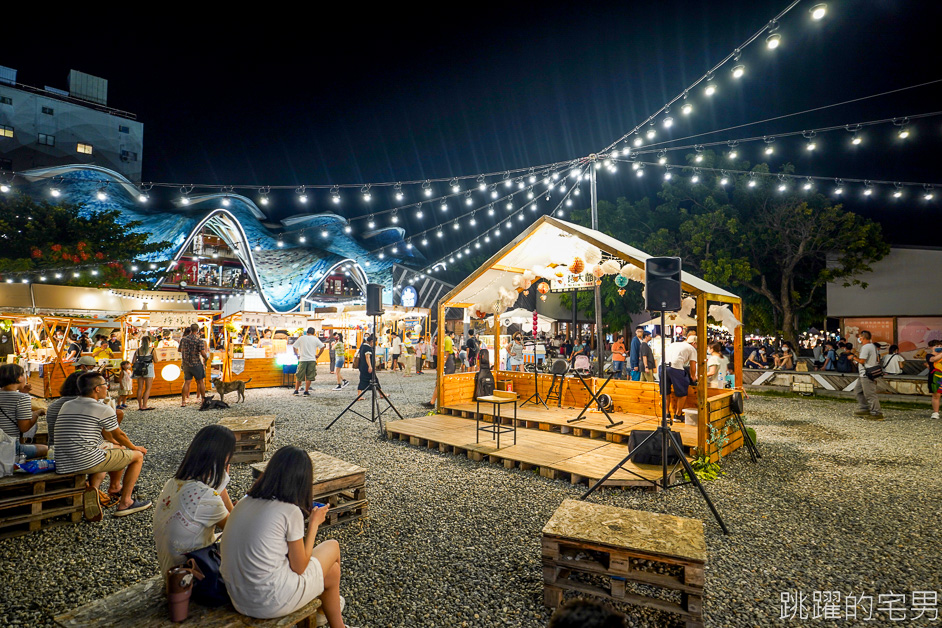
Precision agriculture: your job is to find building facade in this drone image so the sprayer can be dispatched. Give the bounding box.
[0,67,143,181]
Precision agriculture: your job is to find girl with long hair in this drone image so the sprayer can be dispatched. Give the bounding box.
[132,335,155,410]
[220,446,348,626]
[153,425,236,585]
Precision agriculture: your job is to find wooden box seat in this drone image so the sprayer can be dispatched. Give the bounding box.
[543,499,706,627]
[0,470,85,539]
[251,450,368,528]
[217,415,276,463]
[55,574,323,627]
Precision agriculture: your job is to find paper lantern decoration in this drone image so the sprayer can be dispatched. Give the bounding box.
[618,289,626,296]
[538,281,549,302]
[601,259,621,275]
[615,275,629,288]
[161,364,181,381]
[584,245,602,265]
[592,264,604,285]
[569,257,585,274]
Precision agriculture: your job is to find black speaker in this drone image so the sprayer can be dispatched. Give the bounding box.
[730,391,744,414]
[365,283,385,316]
[627,430,684,465]
[645,257,682,312]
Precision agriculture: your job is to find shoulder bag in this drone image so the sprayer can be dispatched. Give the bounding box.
[183,543,228,606]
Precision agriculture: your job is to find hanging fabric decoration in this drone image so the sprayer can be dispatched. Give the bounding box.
[512,275,528,292]
[682,296,696,316]
[584,245,602,266]
[601,259,621,275]
[708,304,743,331]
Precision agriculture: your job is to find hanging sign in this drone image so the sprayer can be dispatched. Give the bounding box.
[550,271,596,292]
[231,359,245,375]
[149,312,198,327]
[401,286,418,308]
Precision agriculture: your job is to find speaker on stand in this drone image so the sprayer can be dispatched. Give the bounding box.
[644,256,682,312]
[366,283,385,317]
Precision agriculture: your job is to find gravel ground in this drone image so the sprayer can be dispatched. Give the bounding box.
[1,375,940,627]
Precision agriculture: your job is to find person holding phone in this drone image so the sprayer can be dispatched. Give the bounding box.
[221,446,349,626]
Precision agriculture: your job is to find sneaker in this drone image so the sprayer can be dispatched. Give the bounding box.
[854,409,871,416]
[931,412,940,420]
[303,391,311,396]
[83,487,103,522]
[332,385,343,391]
[315,595,345,627]
[293,390,300,396]
[114,499,153,517]
[341,379,350,388]
[867,413,885,421]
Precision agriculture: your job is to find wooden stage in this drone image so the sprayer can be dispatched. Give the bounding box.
[385,412,693,489]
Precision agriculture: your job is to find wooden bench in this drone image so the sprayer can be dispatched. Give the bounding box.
[55,574,323,627]
[0,470,85,538]
[543,499,706,628]
[252,450,368,528]
[218,415,276,463]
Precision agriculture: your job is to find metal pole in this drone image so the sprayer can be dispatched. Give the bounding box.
[590,158,605,377]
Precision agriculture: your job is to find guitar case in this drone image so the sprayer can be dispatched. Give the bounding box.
[474,349,495,399]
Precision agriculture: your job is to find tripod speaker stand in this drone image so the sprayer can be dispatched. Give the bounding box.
[581,259,729,534]
[325,314,403,437]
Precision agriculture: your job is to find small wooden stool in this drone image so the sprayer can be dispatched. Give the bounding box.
[251,450,368,527]
[543,499,706,628]
[217,415,275,463]
[475,390,517,449]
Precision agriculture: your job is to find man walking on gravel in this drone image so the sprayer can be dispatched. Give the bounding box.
[851,330,883,420]
[179,323,208,407]
[293,328,326,396]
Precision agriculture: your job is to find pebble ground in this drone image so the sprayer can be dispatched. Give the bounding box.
[1,373,940,627]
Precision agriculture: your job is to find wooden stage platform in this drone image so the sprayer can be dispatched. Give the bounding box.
[439,402,698,448]
[385,413,691,488]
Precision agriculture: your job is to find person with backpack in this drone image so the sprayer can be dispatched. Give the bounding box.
[466,329,479,371]
[132,336,155,411]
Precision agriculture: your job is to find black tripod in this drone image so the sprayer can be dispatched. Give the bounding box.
[325,315,403,438]
[581,310,729,534]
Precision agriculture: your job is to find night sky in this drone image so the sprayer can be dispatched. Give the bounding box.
[4,0,940,261]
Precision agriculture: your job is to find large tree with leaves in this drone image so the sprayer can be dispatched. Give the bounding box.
[0,193,171,288]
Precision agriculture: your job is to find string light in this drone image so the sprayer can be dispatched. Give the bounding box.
[803,178,813,191]
[0,183,9,194]
[330,186,341,204]
[924,185,934,201]
[657,151,668,165]
[394,182,404,201]
[296,186,308,204]
[810,3,827,20]
[834,180,844,195]
[731,64,745,79]
[361,184,372,202]
[367,215,376,229]
[727,142,739,159]
[96,186,108,201]
[259,186,271,206]
[450,178,461,193]
[766,33,781,49]
[747,174,757,188]
[764,137,775,155]
[423,181,433,197]
[893,184,903,199]
[863,181,873,196]
[704,78,717,97]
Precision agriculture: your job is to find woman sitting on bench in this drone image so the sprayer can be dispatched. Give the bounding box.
[221,446,350,627]
[153,424,236,587]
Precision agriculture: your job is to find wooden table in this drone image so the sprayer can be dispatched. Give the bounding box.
[543,498,706,627]
[475,391,517,449]
[217,415,276,463]
[251,450,368,528]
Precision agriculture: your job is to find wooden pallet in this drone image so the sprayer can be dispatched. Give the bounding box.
[387,414,685,488]
[251,450,368,527]
[34,421,49,445]
[543,499,706,628]
[0,472,85,538]
[218,415,276,463]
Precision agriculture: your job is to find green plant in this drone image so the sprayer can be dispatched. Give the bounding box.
[684,455,723,482]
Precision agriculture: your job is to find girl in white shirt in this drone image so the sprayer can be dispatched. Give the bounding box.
[221,446,348,627]
[706,343,729,389]
[154,425,235,587]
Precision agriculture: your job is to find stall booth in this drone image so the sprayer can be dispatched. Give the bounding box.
[315,305,430,370]
[387,217,746,482]
[215,311,312,389]
[116,310,219,399]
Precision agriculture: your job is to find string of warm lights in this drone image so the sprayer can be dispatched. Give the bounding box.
[618,158,940,199]
[598,0,819,155]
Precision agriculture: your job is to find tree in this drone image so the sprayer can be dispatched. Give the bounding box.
[0,193,171,288]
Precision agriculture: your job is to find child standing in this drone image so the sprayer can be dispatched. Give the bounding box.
[117,360,133,409]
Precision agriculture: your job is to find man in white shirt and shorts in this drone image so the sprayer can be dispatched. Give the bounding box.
[661,328,698,423]
[293,328,326,397]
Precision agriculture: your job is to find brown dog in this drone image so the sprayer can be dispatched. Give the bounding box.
[212,378,253,403]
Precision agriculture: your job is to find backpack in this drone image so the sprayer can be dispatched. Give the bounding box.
[835,352,853,373]
[133,352,153,377]
[466,336,478,355]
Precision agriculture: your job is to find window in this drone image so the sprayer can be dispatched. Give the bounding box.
[0,96,11,105]
[77,143,93,155]
[38,133,55,146]
[41,106,54,115]
[118,125,129,134]
[0,125,12,138]
[121,149,138,161]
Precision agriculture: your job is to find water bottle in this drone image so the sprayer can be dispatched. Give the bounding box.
[16,452,26,466]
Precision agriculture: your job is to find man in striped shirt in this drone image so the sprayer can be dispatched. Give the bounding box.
[55,372,151,518]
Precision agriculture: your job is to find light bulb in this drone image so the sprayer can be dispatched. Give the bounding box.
[728,150,738,159]
[260,195,270,205]
[766,33,781,49]
[806,141,817,151]
[663,116,673,128]
[664,172,672,181]
[765,146,774,155]
[863,187,873,196]
[453,223,459,230]
[803,181,813,191]
[704,82,716,96]
[222,196,230,206]
[834,186,844,195]
[299,235,307,243]
[440,202,448,211]
[506,201,513,210]
[299,194,308,203]
[731,65,745,79]
[277,240,284,247]
[465,196,473,206]
[720,177,729,186]
[391,214,399,223]
[344,225,352,234]
[925,192,934,200]
[691,175,700,184]
[367,220,375,228]
[437,231,443,238]
[748,179,757,188]
[898,127,910,139]
[566,199,573,206]
[416,210,423,219]
[422,238,428,245]
[636,168,644,177]
[778,183,787,192]
[322,230,329,237]
[695,154,703,163]
[96,190,107,201]
[681,102,693,115]
[633,135,643,147]
[658,156,667,165]
[424,187,433,197]
[893,189,902,198]
[50,188,61,197]
[851,135,862,145]
[810,3,827,20]
[646,128,656,139]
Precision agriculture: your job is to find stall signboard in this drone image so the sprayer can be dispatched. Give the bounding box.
[550,271,595,292]
[401,285,418,307]
[842,318,894,348]
[896,317,942,360]
[242,314,309,329]
[150,312,199,327]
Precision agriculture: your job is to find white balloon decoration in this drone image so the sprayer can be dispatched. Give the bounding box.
[619,264,645,282]
[584,245,603,266]
[601,259,621,275]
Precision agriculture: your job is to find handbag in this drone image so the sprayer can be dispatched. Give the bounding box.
[864,363,884,380]
[183,543,228,607]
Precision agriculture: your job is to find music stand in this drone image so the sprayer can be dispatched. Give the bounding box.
[325,315,403,438]
[521,341,548,409]
[581,310,729,534]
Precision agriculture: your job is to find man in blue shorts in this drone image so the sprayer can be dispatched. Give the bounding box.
[661,328,698,423]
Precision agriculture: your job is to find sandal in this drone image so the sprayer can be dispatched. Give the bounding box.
[114,499,153,517]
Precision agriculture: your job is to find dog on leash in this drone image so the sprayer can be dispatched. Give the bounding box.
[212,378,253,403]
[198,395,230,411]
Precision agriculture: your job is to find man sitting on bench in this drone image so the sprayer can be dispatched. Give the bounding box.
[55,372,152,519]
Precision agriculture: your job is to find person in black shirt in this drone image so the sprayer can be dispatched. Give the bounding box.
[108,331,122,353]
[466,329,479,370]
[357,334,386,398]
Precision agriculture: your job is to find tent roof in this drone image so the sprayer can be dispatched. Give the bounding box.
[442,216,738,307]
